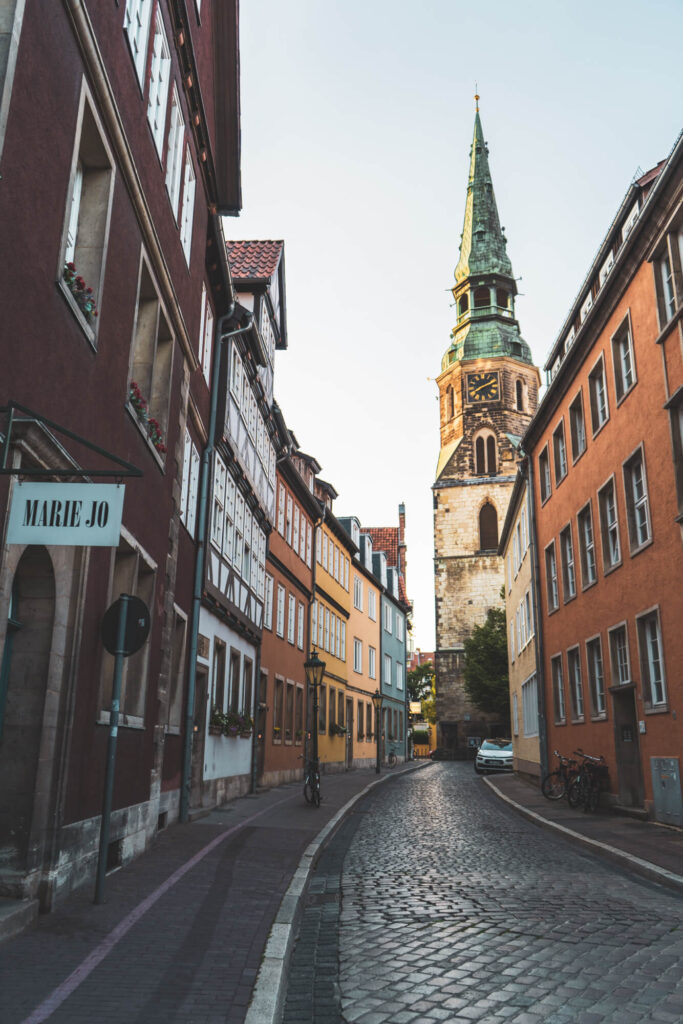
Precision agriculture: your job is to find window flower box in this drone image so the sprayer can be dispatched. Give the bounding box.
[128,381,167,456]
[63,262,99,323]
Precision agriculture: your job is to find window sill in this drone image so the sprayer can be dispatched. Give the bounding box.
[628,536,654,559]
[563,592,577,606]
[591,419,609,441]
[540,491,552,507]
[581,578,598,593]
[98,711,144,729]
[125,402,166,470]
[571,717,585,725]
[590,713,608,723]
[58,278,98,349]
[571,447,587,467]
[547,604,560,616]
[615,383,637,410]
[644,704,669,716]
[554,719,567,727]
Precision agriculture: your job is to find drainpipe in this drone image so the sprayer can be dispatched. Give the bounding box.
[180,309,253,823]
[522,450,549,780]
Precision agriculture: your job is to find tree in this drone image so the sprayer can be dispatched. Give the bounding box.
[463,608,510,720]
[420,681,436,724]
[407,660,434,703]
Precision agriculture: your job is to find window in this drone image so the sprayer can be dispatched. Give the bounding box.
[129,258,174,451]
[598,477,621,571]
[322,532,328,570]
[354,638,362,673]
[277,484,285,536]
[287,595,295,644]
[179,148,196,264]
[553,421,568,484]
[368,646,376,679]
[328,687,336,730]
[659,252,676,322]
[559,524,576,602]
[545,542,559,612]
[335,616,341,658]
[668,389,683,517]
[264,575,273,630]
[636,609,667,707]
[306,523,312,567]
[525,590,533,640]
[276,585,285,638]
[515,378,524,411]
[368,590,376,621]
[179,429,200,536]
[479,502,498,551]
[623,446,651,552]
[299,514,307,561]
[165,86,185,218]
[198,285,214,383]
[61,93,115,338]
[612,319,636,403]
[146,9,171,157]
[512,693,519,736]
[124,0,153,86]
[522,675,538,737]
[588,356,609,434]
[344,557,349,590]
[353,575,363,611]
[551,655,565,724]
[286,495,293,546]
[580,291,593,322]
[539,446,551,503]
[284,682,293,740]
[293,505,300,554]
[273,678,283,738]
[569,392,586,461]
[324,607,330,653]
[608,623,631,686]
[383,602,392,633]
[567,647,584,721]
[366,702,373,738]
[338,691,344,730]
[318,601,324,649]
[474,430,497,475]
[297,602,305,650]
[586,637,606,717]
[166,606,187,732]
[396,615,404,642]
[341,622,346,661]
[212,639,226,711]
[295,686,303,742]
[319,685,327,733]
[396,662,404,692]
[228,649,241,713]
[383,654,392,686]
[509,620,515,663]
[577,503,597,587]
[243,659,253,720]
[357,702,364,739]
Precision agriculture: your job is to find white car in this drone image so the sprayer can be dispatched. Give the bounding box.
[474,738,513,774]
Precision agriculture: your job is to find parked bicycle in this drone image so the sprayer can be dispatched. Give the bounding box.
[567,750,608,812]
[541,750,579,801]
[386,745,398,769]
[302,758,321,807]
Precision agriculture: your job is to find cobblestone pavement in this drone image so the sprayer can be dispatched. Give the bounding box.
[284,763,683,1024]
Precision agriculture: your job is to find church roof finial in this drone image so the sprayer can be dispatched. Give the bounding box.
[474,84,479,113]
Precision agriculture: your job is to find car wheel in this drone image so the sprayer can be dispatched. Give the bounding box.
[474,763,484,774]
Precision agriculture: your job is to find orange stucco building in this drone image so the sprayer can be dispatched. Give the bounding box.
[524,133,683,821]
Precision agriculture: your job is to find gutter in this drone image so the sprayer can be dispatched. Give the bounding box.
[522,451,549,779]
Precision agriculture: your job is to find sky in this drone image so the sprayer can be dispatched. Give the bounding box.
[228,0,683,651]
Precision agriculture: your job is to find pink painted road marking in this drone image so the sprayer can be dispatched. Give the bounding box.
[21,792,300,1024]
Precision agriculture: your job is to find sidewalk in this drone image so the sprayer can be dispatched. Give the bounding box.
[484,771,683,894]
[0,764,421,1024]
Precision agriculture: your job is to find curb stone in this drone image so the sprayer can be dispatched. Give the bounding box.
[244,761,432,1024]
[483,775,683,896]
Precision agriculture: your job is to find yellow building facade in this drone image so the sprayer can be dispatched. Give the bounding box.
[346,532,382,769]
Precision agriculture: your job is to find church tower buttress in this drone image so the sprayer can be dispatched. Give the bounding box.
[433,101,540,752]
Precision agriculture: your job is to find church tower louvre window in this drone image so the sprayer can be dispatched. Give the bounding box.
[432,97,541,754]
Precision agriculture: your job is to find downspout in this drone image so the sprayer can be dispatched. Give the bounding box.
[180,309,253,823]
[523,450,549,780]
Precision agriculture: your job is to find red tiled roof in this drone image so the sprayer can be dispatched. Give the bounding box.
[226,240,283,280]
[364,527,398,566]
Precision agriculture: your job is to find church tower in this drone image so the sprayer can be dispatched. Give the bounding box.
[433,100,540,752]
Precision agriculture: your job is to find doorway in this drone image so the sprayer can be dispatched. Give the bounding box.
[611,686,645,808]
[190,666,209,809]
[345,698,353,770]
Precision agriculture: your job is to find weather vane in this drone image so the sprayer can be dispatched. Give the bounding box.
[474,83,480,112]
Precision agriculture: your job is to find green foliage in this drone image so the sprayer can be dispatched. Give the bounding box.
[421,682,437,724]
[463,608,510,719]
[407,660,434,702]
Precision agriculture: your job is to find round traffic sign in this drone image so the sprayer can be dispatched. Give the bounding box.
[101,595,151,656]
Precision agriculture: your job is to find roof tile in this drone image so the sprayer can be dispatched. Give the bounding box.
[226,239,283,280]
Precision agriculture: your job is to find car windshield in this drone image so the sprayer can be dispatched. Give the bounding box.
[480,739,512,751]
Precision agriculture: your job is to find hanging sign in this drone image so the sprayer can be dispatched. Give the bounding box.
[7,482,125,547]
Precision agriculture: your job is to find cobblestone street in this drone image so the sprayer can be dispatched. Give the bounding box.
[284,763,683,1024]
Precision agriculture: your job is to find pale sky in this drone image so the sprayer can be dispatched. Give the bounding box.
[228,0,683,651]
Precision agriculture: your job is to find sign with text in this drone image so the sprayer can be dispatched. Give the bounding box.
[7,482,125,546]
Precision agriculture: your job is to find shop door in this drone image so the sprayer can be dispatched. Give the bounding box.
[612,686,644,808]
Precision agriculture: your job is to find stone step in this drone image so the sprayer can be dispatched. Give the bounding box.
[0,897,39,943]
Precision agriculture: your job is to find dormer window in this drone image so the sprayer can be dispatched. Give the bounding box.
[621,200,640,243]
[580,292,593,323]
[351,520,360,548]
[599,251,614,288]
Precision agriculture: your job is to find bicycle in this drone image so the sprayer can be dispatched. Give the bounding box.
[567,750,608,812]
[541,750,579,801]
[386,746,397,769]
[302,758,321,807]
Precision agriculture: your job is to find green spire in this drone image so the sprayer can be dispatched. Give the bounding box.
[442,102,533,369]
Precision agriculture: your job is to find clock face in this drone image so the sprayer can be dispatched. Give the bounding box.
[467,372,500,403]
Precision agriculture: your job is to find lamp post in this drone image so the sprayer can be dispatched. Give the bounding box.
[304,648,326,780]
[371,688,384,775]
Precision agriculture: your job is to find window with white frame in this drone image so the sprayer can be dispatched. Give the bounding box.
[210,455,226,550]
[165,86,185,218]
[277,483,285,535]
[311,601,318,645]
[560,524,576,601]
[306,522,312,566]
[383,654,392,686]
[396,662,404,691]
[344,556,349,590]
[368,590,376,621]
[322,532,328,570]
[512,693,519,736]
[129,259,174,452]
[659,252,676,322]
[341,621,346,661]
[124,0,153,86]
[223,475,235,566]
[335,616,341,658]
[553,420,568,485]
[612,319,636,403]
[316,526,322,563]
[509,620,515,663]
[588,356,609,434]
[577,503,597,587]
[242,509,252,585]
[608,623,630,685]
[286,495,293,546]
[586,636,606,717]
[569,391,586,461]
[580,291,593,323]
[179,429,200,537]
[324,607,330,653]
[623,446,651,552]
[637,608,667,707]
[353,638,362,673]
[297,602,305,649]
[545,541,559,612]
[522,674,539,737]
[567,647,584,720]
[368,645,376,679]
[299,515,307,561]
[198,285,214,383]
[384,601,392,633]
[264,574,273,630]
[551,655,565,723]
[287,595,295,644]
[293,505,300,554]
[276,585,285,638]
[318,601,324,649]
[230,345,242,404]
[396,615,404,642]
[234,491,244,573]
[598,477,621,570]
[539,446,551,503]
[146,8,171,157]
[179,148,196,263]
[353,575,363,611]
[525,590,533,640]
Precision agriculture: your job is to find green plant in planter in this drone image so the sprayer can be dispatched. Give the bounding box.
[330,723,347,737]
[295,730,303,741]
[209,705,226,731]
[238,711,253,736]
[223,711,241,736]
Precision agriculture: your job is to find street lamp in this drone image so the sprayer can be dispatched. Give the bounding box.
[371,688,384,775]
[304,649,326,780]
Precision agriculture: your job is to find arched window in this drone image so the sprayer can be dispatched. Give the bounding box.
[496,289,509,310]
[479,503,498,550]
[458,293,469,317]
[516,378,524,411]
[486,435,496,473]
[447,385,455,419]
[474,287,489,308]
[475,436,486,474]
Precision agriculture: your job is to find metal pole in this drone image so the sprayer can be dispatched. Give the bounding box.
[95,593,129,905]
[312,682,319,778]
[375,705,381,774]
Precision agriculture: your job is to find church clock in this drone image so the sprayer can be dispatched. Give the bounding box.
[466,371,500,403]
